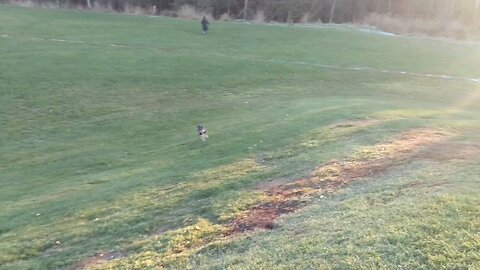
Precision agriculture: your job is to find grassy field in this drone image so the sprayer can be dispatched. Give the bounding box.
[1,5,479,270]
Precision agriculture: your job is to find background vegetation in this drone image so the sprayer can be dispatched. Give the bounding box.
[3,0,480,38]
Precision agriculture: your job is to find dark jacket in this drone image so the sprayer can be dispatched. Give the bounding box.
[201,18,209,31]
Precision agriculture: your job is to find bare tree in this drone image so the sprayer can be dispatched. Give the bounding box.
[387,0,392,15]
[12,0,480,29]
[449,0,457,19]
[243,0,249,20]
[329,0,337,23]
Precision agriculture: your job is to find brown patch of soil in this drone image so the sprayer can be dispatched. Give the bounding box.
[256,119,386,191]
[228,129,451,234]
[77,128,469,268]
[228,200,303,232]
[329,119,382,129]
[74,251,126,270]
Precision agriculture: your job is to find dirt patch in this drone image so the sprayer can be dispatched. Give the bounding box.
[258,119,386,190]
[329,119,382,129]
[78,128,465,268]
[352,129,447,161]
[227,184,320,234]
[228,129,451,234]
[74,251,126,270]
[228,199,306,232]
[275,129,448,191]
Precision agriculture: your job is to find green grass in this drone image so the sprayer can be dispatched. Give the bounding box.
[181,160,480,270]
[101,135,480,270]
[1,5,479,269]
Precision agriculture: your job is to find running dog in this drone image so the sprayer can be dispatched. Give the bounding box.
[197,125,209,142]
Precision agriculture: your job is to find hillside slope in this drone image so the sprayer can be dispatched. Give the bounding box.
[0,5,479,269]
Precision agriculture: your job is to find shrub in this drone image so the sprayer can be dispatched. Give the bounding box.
[299,12,312,23]
[8,0,57,8]
[219,13,232,22]
[123,4,150,16]
[159,10,177,17]
[177,5,212,21]
[253,10,265,23]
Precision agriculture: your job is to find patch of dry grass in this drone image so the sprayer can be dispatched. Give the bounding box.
[301,119,383,148]
[213,192,273,222]
[80,128,469,270]
[352,129,448,161]
[89,218,228,269]
[193,159,266,187]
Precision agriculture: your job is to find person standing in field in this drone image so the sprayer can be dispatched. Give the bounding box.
[201,17,209,34]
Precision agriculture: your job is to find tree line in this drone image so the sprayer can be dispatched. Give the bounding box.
[5,0,480,27]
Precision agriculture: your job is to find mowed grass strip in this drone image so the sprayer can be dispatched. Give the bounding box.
[1,4,480,269]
